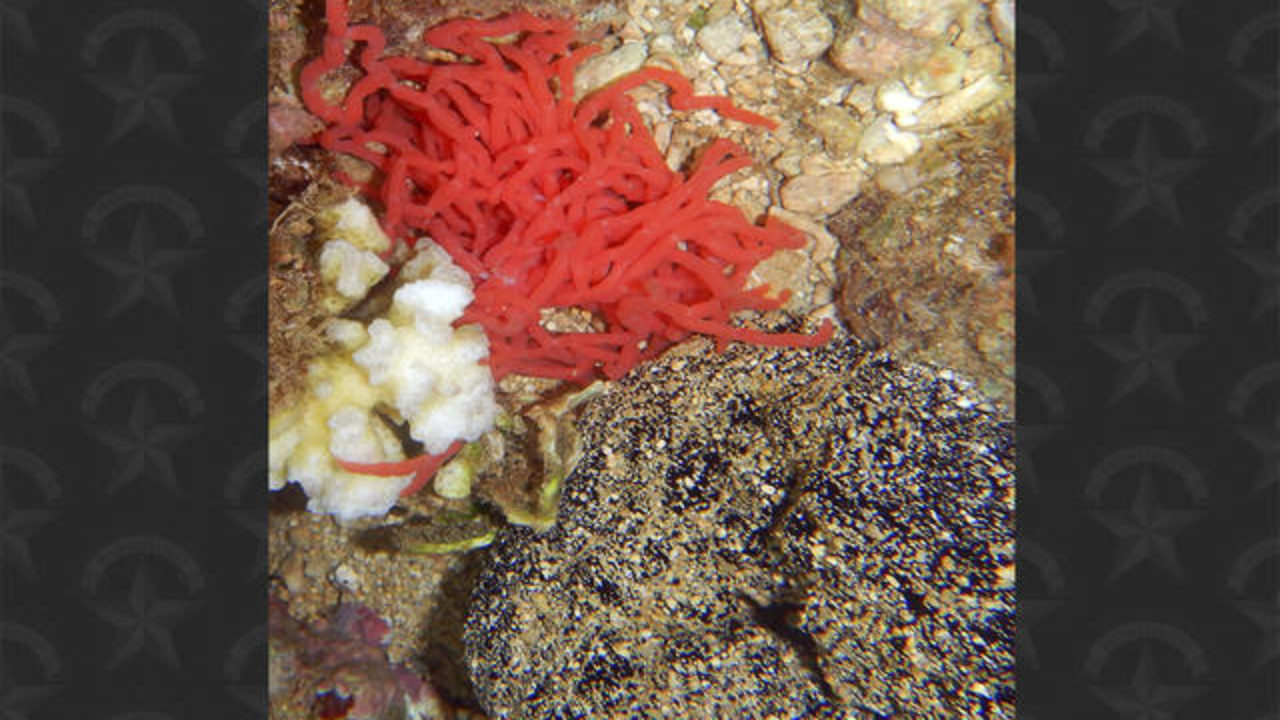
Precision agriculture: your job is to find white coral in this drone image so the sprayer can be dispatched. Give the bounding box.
[269,198,498,522]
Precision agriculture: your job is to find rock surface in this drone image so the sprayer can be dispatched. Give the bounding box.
[832,114,1015,408]
[466,337,1014,719]
[695,14,762,66]
[805,105,863,158]
[828,5,930,81]
[780,171,862,216]
[857,116,921,165]
[573,41,649,97]
[860,0,969,38]
[758,3,835,65]
[269,594,450,720]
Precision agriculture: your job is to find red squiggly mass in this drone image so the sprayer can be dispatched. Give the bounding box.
[301,0,832,387]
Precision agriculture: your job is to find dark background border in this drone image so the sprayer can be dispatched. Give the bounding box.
[1,0,266,717]
[3,0,1277,718]
[1018,0,1279,718]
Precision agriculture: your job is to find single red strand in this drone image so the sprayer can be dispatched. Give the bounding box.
[335,440,464,496]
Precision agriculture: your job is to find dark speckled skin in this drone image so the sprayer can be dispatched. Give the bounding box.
[465,338,1014,719]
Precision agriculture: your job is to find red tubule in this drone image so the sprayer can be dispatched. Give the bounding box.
[301,0,832,384]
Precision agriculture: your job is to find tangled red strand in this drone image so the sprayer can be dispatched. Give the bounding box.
[301,0,833,385]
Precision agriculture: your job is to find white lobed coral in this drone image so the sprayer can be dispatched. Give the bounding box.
[353,253,499,455]
[269,197,499,522]
[268,358,413,522]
